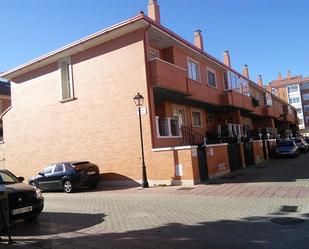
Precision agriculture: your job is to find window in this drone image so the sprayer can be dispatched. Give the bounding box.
[149,50,159,59]
[303,93,309,101]
[223,72,229,90]
[42,166,53,174]
[54,164,64,172]
[207,113,214,123]
[59,57,74,101]
[192,111,202,127]
[288,105,292,114]
[301,83,309,90]
[299,119,304,125]
[249,89,254,97]
[305,116,309,123]
[271,88,278,95]
[287,85,298,93]
[296,107,303,114]
[206,68,217,87]
[187,59,200,81]
[172,107,185,125]
[64,164,72,171]
[264,93,272,106]
[289,97,300,104]
[0,171,17,184]
[304,105,309,112]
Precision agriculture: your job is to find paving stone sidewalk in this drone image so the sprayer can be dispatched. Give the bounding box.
[2,154,309,249]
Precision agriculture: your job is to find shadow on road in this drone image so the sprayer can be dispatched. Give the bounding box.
[3,212,105,237]
[205,153,309,185]
[1,214,309,249]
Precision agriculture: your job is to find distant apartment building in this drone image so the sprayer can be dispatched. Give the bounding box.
[267,71,309,133]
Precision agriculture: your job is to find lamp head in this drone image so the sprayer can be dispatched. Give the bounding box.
[133,92,144,107]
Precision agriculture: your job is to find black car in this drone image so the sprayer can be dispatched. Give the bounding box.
[293,138,309,152]
[275,140,299,158]
[0,170,44,222]
[29,161,101,193]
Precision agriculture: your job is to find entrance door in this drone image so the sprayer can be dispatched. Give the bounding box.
[197,146,208,181]
[172,107,185,125]
[228,143,242,172]
[243,142,254,166]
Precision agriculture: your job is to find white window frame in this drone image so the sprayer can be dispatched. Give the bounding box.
[187,57,200,82]
[59,57,74,101]
[287,85,298,93]
[289,96,300,104]
[191,109,202,128]
[206,67,217,88]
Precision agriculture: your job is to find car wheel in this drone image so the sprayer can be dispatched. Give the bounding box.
[30,181,37,188]
[63,180,74,193]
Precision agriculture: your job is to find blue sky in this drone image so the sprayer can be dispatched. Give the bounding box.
[1,0,309,84]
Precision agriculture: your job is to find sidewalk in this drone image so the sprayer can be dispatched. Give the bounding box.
[2,153,309,248]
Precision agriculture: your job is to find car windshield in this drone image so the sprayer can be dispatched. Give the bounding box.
[0,171,19,184]
[278,141,294,147]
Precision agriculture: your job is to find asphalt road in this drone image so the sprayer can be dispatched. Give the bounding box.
[2,153,309,249]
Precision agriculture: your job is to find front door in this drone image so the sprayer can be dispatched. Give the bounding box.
[172,107,185,125]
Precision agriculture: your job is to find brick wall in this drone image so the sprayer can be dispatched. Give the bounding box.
[205,144,230,179]
[3,29,157,184]
[252,141,264,164]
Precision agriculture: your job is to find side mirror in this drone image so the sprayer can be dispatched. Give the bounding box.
[39,172,44,176]
[17,176,25,182]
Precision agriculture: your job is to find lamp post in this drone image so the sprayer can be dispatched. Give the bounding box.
[133,93,149,188]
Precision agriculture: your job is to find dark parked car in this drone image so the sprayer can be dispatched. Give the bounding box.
[0,170,44,222]
[293,138,309,152]
[275,140,299,158]
[29,161,101,193]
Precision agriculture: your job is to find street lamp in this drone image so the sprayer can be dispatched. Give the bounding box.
[133,92,149,188]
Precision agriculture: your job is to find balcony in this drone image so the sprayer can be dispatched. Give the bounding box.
[283,105,295,123]
[149,58,188,94]
[221,90,254,111]
[263,106,275,117]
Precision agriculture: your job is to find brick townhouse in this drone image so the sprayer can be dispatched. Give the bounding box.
[0,0,298,186]
[267,71,309,134]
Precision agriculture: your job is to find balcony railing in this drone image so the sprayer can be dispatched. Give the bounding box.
[156,116,182,138]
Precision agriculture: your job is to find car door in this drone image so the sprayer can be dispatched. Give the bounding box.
[36,165,55,190]
[51,164,65,189]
